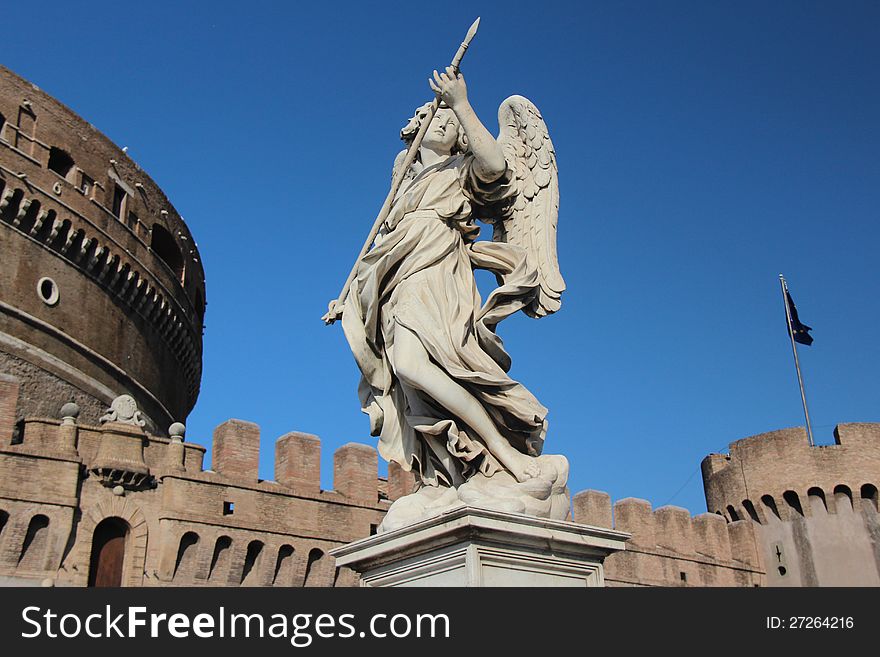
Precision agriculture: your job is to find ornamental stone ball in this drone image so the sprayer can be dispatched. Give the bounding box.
[169,422,186,441]
[60,402,80,420]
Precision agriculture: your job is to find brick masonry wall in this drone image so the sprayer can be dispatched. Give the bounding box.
[572,490,765,587]
[212,419,260,483]
[0,372,19,444]
[0,384,393,587]
[0,64,205,428]
[701,424,880,586]
[1,368,875,588]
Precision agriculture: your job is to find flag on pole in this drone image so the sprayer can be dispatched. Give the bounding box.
[785,289,813,346]
[779,274,815,446]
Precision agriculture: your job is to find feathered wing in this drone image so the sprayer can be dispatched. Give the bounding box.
[492,95,565,318]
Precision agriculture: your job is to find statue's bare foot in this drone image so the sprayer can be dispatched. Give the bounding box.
[500,451,541,483]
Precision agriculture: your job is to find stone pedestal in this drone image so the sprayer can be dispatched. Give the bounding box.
[330,505,629,587]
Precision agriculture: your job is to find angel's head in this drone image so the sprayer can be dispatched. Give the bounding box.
[401,102,468,156]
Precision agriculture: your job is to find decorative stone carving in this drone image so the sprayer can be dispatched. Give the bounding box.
[99,394,146,427]
[89,417,153,490]
[91,396,153,489]
[325,44,569,531]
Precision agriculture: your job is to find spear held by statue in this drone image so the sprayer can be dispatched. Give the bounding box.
[322,17,481,325]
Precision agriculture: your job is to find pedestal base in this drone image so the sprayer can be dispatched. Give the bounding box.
[331,505,629,587]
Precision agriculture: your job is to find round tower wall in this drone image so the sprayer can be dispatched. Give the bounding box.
[0,66,205,431]
[701,423,880,586]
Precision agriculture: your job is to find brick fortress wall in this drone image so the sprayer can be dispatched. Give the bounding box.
[0,379,418,587]
[572,490,764,586]
[702,424,880,586]
[1,374,771,588]
[6,368,879,588]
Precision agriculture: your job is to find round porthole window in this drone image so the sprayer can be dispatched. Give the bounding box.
[37,277,60,306]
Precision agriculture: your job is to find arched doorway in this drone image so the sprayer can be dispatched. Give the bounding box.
[88,517,130,587]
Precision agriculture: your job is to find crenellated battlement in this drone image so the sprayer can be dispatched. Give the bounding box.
[206,416,415,503]
[0,390,397,587]
[3,374,876,587]
[571,489,764,586]
[0,378,407,506]
[701,423,880,524]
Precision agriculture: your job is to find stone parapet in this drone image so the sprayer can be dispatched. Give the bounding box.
[701,424,880,524]
[571,489,764,587]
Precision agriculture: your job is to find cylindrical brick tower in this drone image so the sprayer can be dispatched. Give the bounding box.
[701,423,880,586]
[0,65,205,433]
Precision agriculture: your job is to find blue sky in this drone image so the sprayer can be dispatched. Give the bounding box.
[4,1,878,515]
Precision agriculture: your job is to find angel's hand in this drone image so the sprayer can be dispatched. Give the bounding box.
[322,299,344,325]
[429,67,468,110]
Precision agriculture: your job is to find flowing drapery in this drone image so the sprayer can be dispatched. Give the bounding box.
[342,153,547,486]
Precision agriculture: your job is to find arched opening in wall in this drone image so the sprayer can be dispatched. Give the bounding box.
[208,536,232,582]
[31,208,55,240]
[783,490,804,516]
[0,187,24,222]
[47,218,71,250]
[726,505,740,522]
[303,548,325,587]
[332,566,355,588]
[173,532,200,582]
[833,485,853,513]
[47,147,75,181]
[87,517,130,587]
[861,484,879,513]
[17,514,50,570]
[760,495,781,521]
[0,509,8,539]
[0,111,6,139]
[273,545,295,586]
[807,487,827,513]
[240,540,264,586]
[12,198,40,234]
[742,499,761,523]
[113,262,131,294]
[150,224,184,282]
[68,229,88,257]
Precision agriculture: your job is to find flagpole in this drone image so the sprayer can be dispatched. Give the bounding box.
[779,274,815,446]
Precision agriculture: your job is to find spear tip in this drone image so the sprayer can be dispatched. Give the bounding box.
[466,17,480,42]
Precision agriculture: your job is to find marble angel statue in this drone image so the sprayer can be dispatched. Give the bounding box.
[325,67,569,530]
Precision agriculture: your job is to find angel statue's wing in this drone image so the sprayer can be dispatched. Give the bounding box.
[493,95,565,318]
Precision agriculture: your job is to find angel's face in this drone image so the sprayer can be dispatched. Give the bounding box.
[422,108,460,154]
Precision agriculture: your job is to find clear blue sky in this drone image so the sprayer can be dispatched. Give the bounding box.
[4,1,878,515]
